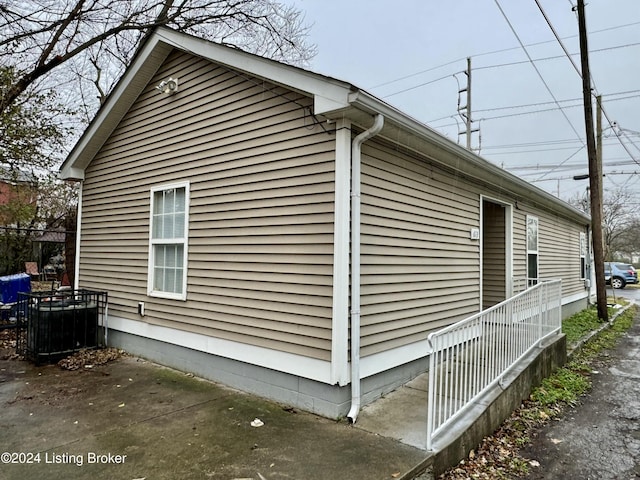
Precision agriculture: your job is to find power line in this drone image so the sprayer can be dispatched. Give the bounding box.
[473,42,640,71]
[431,102,583,127]
[491,1,581,154]
[619,128,640,155]
[527,171,640,182]
[381,73,458,99]
[512,161,640,172]
[470,19,640,60]
[533,1,640,170]
[377,41,640,101]
[368,60,461,90]
[484,141,624,156]
[535,146,585,182]
[367,20,640,91]
[428,91,640,124]
[475,91,640,114]
[598,99,640,167]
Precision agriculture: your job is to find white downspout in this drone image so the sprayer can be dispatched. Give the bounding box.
[347,114,384,423]
[73,182,83,292]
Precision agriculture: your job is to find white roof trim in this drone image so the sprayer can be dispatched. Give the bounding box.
[59,27,590,225]
[60,27,353,180]
[153,29,352,114]
[341,90,591,224]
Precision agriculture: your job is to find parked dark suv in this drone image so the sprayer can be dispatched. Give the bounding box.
[604,262,638,289]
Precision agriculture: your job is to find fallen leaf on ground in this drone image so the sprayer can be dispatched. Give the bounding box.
[57,348,124,370]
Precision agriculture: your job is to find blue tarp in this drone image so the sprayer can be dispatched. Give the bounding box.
[0,273,31,304]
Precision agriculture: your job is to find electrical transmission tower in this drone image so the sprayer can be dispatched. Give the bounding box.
[457,57,480,152]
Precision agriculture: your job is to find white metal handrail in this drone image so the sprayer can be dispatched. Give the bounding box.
[426,279,562,450]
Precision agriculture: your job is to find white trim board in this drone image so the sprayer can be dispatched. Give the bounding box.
[330,119,351,386]
[561,290,589,306]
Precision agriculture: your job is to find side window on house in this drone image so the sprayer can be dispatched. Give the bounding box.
[580,232,587,279]
[527,215,538,286]
[148,182,189,300]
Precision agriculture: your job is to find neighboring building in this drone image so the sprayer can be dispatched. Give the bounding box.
[0,168,37,226]
[60,28,591,418]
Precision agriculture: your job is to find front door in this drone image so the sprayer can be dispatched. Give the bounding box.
[482,199,511,309]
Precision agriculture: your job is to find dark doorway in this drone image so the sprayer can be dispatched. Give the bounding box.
[482,200,507,309]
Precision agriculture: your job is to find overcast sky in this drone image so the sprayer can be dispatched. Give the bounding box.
[287,0,640,203]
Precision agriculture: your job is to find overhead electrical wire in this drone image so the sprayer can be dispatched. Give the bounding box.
[379,42,640,100]
[434,93,640,127]
[494,0,586,184]
[484,142,625,156]
[472,42,640,71]
[474,90,640,113]
[367,20,640,91]
[369,0,640,191]
[496,1,585,159]
[381,73,458,99]
[597,99,640,167]
[427,91,640,125]
[507,158,637,171]
[534,0,640,171]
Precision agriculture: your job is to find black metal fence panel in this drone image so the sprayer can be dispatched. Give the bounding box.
[16,289,108,364]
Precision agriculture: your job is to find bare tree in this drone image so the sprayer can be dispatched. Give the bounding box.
[614,218,640,262]
[0,0,317,116]
[568,186,639,260]
[0,66,73,172]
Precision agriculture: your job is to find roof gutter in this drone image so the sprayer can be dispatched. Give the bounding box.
[344,90,590,226]
[347,113,384,423]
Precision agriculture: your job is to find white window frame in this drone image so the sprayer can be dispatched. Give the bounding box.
[526,215,539,286]
[147,181,190,300]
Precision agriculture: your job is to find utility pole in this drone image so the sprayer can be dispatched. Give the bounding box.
[576,0,608,321]
[458,57,479,150]
[596,95,602,170]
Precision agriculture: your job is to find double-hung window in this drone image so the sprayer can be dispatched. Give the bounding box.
[580,232,587,279]
[527,215,539,286]
[148,182,189,300]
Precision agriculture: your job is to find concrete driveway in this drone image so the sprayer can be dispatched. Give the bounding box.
[0,348,427,480]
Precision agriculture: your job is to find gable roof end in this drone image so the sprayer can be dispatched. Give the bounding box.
[59,27,589,225]
[59,27,354,181]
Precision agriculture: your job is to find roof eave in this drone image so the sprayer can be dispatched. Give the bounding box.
[60,33,175,180]
[60,27,354,181]
[328,90,590,225]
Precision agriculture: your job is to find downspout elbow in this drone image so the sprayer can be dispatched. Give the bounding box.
[347,114,384,424]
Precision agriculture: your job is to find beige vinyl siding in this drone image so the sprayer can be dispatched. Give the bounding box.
[79,50,337,360]
[359,142,481,357]
[537,211,585,297]
[514,207,586,298]
[482,201,506,309]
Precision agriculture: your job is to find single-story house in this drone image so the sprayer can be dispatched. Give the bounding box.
[60,27,591,419]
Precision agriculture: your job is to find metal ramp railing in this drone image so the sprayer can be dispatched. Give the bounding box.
[426,279,562,450]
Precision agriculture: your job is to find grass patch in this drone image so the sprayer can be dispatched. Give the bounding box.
[530,367,590,406]
[561,299,627,345]
[561,307,602,344]
[535,304,635,413]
